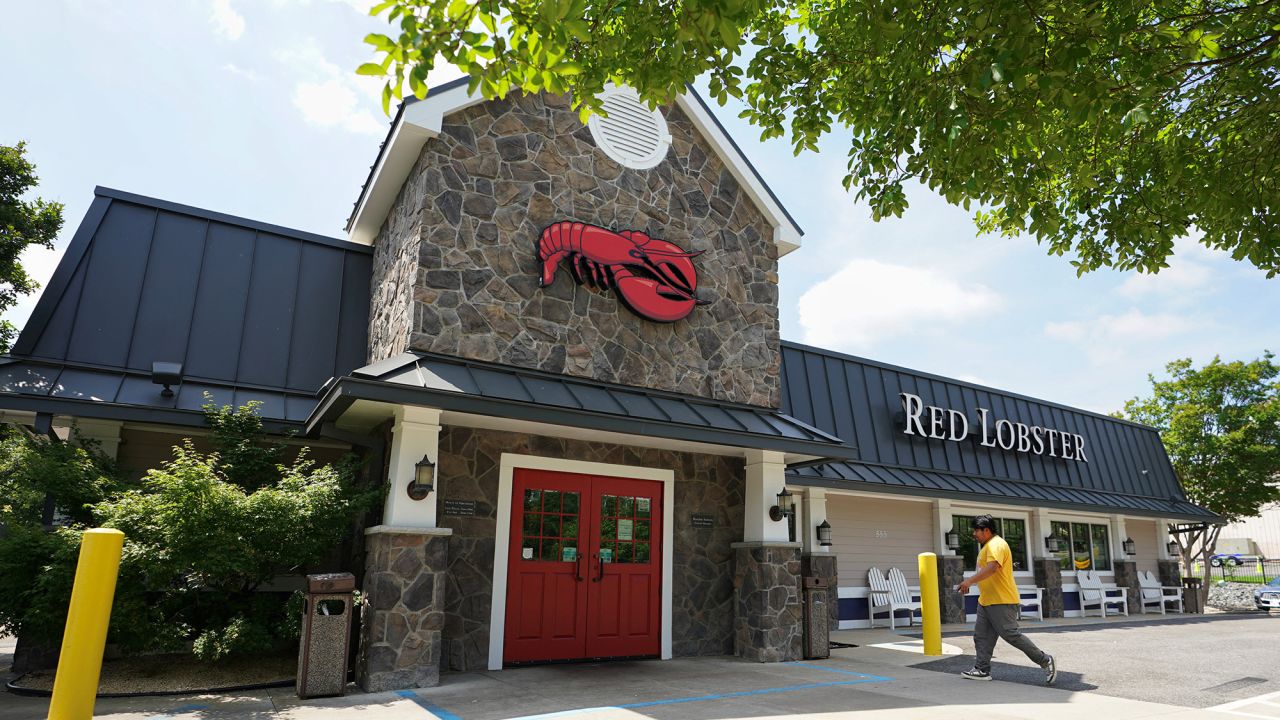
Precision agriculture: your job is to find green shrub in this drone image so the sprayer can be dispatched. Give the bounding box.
[0,404,379,660]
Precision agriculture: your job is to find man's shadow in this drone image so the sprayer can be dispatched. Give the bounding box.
[912,654,1099,691]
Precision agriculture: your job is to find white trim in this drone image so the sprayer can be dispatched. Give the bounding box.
[487,453,675,671]
[347,86,803,257]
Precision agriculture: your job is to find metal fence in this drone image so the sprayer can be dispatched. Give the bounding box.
[1197,558,1280,584]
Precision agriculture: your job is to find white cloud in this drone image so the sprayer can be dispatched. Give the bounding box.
[797,259,1002,349]
[275,41,386,136]
[221,63,261,83]
[1118,261,1213,299]
[1044,309,1198,364]
[209,0,245,40]
[293,79,385,135]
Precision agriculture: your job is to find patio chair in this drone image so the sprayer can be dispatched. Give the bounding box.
[1077,569,1129,617]
[868,567,922,629]
[1137,570,1183,614]
[1016,586,1045,621]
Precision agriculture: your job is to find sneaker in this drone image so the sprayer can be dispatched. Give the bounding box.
[1042,655,1057,686]
[960,668,992,681]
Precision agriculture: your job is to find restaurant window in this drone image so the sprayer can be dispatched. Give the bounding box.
[1052,520,1112,572]
[952,515,1028,572]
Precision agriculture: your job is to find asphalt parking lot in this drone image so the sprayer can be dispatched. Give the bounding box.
[915,611,1279,709]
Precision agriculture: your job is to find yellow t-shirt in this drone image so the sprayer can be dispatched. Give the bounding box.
[976,535,1021,606]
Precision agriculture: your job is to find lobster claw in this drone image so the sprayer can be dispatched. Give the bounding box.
[614,273,698,323]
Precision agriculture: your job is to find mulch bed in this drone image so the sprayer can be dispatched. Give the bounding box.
[11,651,294,695]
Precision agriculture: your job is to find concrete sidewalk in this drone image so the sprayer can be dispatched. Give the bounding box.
[1,636,1217,720]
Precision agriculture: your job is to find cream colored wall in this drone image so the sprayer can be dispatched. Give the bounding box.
[827,494,935,585]
[1127,518,1159,574]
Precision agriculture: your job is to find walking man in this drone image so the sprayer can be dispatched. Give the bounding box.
[956,515,1056,684]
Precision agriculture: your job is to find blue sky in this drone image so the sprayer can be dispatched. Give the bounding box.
[3,1,1277,414]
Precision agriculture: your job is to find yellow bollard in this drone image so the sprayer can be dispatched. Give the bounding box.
[48,528,124,720]
[918,552,942,656]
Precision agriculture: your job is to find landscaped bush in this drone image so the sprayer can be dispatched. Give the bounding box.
[0,403,379,662]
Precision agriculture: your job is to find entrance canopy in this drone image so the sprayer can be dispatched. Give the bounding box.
[307,351,855,463]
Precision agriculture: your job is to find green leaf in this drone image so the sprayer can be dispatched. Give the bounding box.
[356,62,387,76]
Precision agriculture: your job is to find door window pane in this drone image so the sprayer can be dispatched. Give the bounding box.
[543,490,562,513]
[635,542,650,563]
[540,540,560,562]
[523,489,541,511]
[620,496,635,516]
[563,491,579,514]
[1090,524,1112,572]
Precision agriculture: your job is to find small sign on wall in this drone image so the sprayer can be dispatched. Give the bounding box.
[691,512,715,529]
[443,499,478,517]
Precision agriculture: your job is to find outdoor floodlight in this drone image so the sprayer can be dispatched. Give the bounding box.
[151,361,183,398]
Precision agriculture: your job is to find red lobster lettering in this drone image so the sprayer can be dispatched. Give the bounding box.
[537,221,708,323]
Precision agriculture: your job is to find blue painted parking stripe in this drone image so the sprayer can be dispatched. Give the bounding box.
[396,690,464,720]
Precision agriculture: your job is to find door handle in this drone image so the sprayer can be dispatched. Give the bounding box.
[575,553,585,582]
[593,552,605,582]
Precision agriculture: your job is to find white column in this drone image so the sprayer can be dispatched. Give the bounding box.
[1031,508,1054,558]
[383,406,442,529]
[743,449,789,542]
[1110,514,1129,562]
[1157,518,1175,560]
[933,499,953,555]
[802,488,828,553]
[71,419,123,459]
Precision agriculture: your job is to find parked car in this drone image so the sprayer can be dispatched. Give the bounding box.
[1211,553,1246,567]
[1255,577,1280,611]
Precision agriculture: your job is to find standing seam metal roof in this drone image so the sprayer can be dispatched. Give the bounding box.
[0,187,372,427]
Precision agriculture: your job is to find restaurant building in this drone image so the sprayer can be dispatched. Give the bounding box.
[0,81,1215,690]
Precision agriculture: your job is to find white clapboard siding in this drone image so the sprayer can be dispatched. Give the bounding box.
[827,495,933,586]
[1127,518,1160,574]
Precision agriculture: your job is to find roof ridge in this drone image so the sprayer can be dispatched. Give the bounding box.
[94,186,373,254]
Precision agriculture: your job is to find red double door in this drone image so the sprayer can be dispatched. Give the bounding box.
[504,469,663,664]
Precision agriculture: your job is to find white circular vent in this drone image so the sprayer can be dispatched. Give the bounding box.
[586,86,672,170]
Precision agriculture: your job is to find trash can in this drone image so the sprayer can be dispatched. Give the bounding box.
[1181,577,1203,614]
[297,572,355,699]
[802,576,830,660]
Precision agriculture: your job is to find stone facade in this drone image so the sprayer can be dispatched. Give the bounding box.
[1032,557,1064,618]
[732,542,803,663]
[1157,559,1181,588]
[368,91,782,407]
[1113,560,1141,610]
[358,528,450,692]
[434,425,744,672]
[938,554,967,623]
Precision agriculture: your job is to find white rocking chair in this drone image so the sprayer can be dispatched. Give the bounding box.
[868,566,922,629]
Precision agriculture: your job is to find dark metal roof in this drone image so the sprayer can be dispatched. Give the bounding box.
[779,341,1216,521]
[1,187,372,427]
[345,80,804,239]
[308,352,852,459]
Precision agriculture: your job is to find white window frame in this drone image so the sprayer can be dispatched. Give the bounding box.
[1047,512,1117,577]
[949,506,1035,580]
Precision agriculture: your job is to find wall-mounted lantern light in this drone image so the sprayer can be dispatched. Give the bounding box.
[1167,540,1179,557]
[945,529,961,551]
[1045,535,1063,553]
[817,520,833,547]
[769,487,794,522]
[1122,537,1136,556]
[407,454,435,501]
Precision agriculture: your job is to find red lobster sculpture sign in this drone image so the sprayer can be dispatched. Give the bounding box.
[537,221,708,323]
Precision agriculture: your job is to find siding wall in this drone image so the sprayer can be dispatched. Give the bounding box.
[116,428,350,481]
[827,494,934,585]
[1127,518,1159,574]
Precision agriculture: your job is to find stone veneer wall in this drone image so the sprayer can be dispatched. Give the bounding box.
[732,543,803,662]
[1113,560,1141,611]
[434,426,744,672]
[358,529,450,691]
[1032,557,1064,618]
[367,91,782,407]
